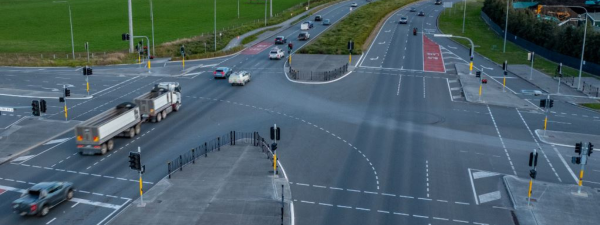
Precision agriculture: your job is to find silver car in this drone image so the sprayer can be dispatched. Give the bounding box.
[229,71,251,86]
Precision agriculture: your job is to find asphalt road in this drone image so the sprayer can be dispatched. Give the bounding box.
[0,0,599,224]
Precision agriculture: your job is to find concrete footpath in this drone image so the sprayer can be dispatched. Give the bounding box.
[508,65,597,104]
[110,145,292,225]
[456,63,537,110]
[504,175,600,225]
[0,117,80,164]
[535,129,600,148]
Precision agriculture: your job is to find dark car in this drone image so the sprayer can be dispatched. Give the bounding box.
[418,11,425,16]
[214,67,232,79]
[298,32,310,41]
[315,15,323,21]
[435,0,442,5]
[274,36,287,44]
[410,7,417,12]
[323,19,331,25]
[12,182,74,217]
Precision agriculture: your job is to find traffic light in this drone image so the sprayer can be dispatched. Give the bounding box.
[529,152,538,167]
[540,99,546,108]
[557,63,562,75]
[502,61,508,71]
[31,100,40,116]
[271,142,278,152]
[40,99,47,113]
[121,33,130,41]
[65,88,71,97]
[476,71,481,78]
[86,67,93,75]
[575,142,583,155]
[549,99,554,108]
[270,126,281,140]
[59,97,65,103]
[572,156,581,164]
[588,142,594,156]
[180,45,185,56]
[469,48,472,57]
[529,169,537,179]
[128,152,141,170]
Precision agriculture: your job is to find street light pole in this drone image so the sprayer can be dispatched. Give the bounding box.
[541,5,588,91]
[149,0,155,57]
[265,0,268,26]
[503,0,510,53]
[462,0,467,33]
[434,34,475,75]
[128,0,134,53]
[214,0,217,51]
[54,1,75,59]
[238,0,240,18]
[270,0,273,17]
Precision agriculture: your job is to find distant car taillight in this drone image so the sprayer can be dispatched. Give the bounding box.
[30,204,37,212]
[221,72,224,75]
[213,71,217,75]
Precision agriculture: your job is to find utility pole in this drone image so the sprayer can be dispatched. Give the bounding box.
[270,0,273,17]
[528,52,535,80]
[557,63,563,94]
[85,42,90,63]
[462,0,467,33]
[214,0,217,51]
[128,0,134,53]
[265,0,268,26]
[503,0,510,53]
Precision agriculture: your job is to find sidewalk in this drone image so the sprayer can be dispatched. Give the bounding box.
[535,129,600,148]
[504,175,600,225]
[508,65,598,104]
[0,117,80,164]
[110,145,291,225]
[456,63,537,110]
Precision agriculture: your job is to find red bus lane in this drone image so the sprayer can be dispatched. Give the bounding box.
[242,42,274,55]
[422,36,445,73]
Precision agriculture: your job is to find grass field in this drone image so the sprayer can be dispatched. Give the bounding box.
[0,0,309,53]
[438,0,596,77]
[299,0,417,55]
[581,103,600,110]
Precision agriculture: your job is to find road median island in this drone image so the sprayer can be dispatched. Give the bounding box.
[437,0,596,79]
[298,0,418,55]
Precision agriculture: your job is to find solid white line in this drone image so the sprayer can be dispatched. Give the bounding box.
[446,78,454,102]
[377,210,390,214]
[418,198,432,201]
[397,76,402,96]
[329,187,343,190]
[313,185,326,188]
[301,200,315,204]
[453,219,469,223]
[413,215,428,218]
[398,195,414,199]
[455,201,470,205]
[356,207,370,211]
[468,168,479,205]
[297,183,309,186]
[394,212,409,216]
[382,193,396,197]
[71,202,80,208]
[337,205,352,209]
[319,203,333,206]
[552,146,578,183]
[70,198,121,209]
[364,191,378,194]
[433,217,449,221]
[347,189,360,192]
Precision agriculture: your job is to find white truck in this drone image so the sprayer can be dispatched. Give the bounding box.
[134,82,182,123]
[75,102,142,155]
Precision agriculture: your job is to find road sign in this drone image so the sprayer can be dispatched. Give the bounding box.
[0,107,14,112]
[443,2,453,8]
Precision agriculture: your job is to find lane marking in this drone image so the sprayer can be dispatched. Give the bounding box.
[487,106,517,175]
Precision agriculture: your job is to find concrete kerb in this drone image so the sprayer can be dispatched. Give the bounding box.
[283,54,362,85]
[0,120,80,165]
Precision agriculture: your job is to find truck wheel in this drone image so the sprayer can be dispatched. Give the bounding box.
[38,205,49,217]
[173,103,181,112]
[128,129,135,139]
[100,144,107,155]
[107,139,114,151]
[161,110,167,119]
[156,113,162,122]
[135,123,141,135]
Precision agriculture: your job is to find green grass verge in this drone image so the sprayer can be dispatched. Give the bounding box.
[0,0,311,53]
[241,26,282,45]
[299,0,418,55]
[438,0,596,77]
[0,52,138,67]
[581,103,600,110]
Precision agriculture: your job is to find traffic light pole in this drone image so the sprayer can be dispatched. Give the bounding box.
[133,36,151,73]
[138,147,145,207]
[273,124,277,177]
[527,148,538,207]
[63,85,68,121]
[85,75,90,96]
[543,94,550,136]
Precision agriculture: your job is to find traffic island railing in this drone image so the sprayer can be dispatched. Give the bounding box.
[582,81,600,98]
[166,131,273,178]
[288,63,348,81]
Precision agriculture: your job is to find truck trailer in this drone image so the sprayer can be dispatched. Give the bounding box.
[75,102,142,155]
[134,82,182,123]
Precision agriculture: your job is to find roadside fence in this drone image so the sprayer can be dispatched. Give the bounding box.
[288,63,348,81]
[166,131,274,178]
[582,81,600,97]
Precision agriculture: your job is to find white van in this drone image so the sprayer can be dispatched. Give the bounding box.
[301,21,313,30]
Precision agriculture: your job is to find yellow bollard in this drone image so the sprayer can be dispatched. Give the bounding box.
[469,62,473,71]
[273,154,277,173]
[139,177,143,196]
[148,60,151,70]
[479,84,482,96]
[138,55,141,64]
[64,105,68,120]
[579,170,584,186]
[86,82,90,94]
[543,117,548,130]
[528,179,533,198]
[349,54,352,64]
[182,56,185,69]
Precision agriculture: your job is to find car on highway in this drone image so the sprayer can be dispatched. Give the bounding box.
[269,47,285,60]
[435,0,442,5]
[298,32,310,41]
[315,15,323,21]
[399,16,408,24]
[229,71,251,86]
[351,3,358,7]
[410,7,417,12]
[301,21,313,30]
[323,19,331,25]
[214,67,233,79]
[418,11,425,16]
[274,36,287,44]
[12,182,74,217]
